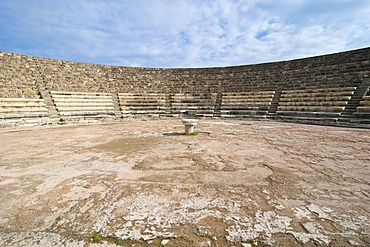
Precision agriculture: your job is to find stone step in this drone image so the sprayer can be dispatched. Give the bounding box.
[0,103,47,108]
[171,107,215,111]
[278,101,348,106]
[119,93,166,97]
[281,92,354,99]
[283,87,356,94]
[356,106,370,112]
[277,111,341,117]
[221,110,268,115]
[0,112,50,119]
[53,99,114,103]
[221,99,273,103]
[277,106,345,112]
[0,108,49,113]
[353,112,370,117]
[278,115,339,121]
[55,102,114,107]
[350,118,370,124]
[280,96,352,102]
[51,94,112,101]
[0,117,51,126]
[221,95,274,100]
[59,111,115,116]
[122,106,166,110]
[0,98,45,102]
[56,106,114,111]
[120,100,166,104]
[221,102,271,109]
[221,114,267,119]
[51,91,111,96]
[222,91,275,96]
[221,106,269,110]
[122,110,166,114]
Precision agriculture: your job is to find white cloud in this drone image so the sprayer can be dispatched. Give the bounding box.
[0,0,369,67]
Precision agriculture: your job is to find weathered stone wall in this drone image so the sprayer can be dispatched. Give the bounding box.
[0,47,369,98]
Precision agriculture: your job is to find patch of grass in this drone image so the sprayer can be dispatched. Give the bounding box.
[92,233,125,245]
[187,131,210,136]
[92,233,102,243]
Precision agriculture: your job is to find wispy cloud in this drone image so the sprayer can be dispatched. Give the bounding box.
[0,0,369,68]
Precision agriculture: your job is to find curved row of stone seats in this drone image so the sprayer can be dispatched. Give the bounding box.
[353,86,370,123]
[118,93,167,118]
[171,93,217,117]
[220,91,275,118]
[0,98,50,126]
[277,87,356,121]
[50,91,115,122]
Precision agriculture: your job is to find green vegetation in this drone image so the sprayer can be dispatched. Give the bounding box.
[187,131,210,136]
[92,233,125,245]
[92,233,102,243]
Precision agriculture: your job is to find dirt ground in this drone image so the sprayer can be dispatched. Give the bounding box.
[0,119,369,246]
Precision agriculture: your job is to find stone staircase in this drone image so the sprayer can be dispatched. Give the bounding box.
[213,88,223,117]
[351,84,370,123]
[339,81,370,122]
[111,92,123,119]
[267,89,282,117]
[39,90,60,123]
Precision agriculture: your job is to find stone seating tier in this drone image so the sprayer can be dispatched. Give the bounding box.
[170,93,217,117]
[2,86,369,126]
[0,98,50,126]
[51,91,115,122]
[220,91,275,118]
[118,93,167,117]
[277,87,356,121]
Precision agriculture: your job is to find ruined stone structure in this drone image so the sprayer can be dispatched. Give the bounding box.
[0,47,369,126]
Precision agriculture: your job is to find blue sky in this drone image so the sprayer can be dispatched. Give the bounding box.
[0,0,369,68]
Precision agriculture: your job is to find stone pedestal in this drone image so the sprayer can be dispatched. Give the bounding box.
[182,119,198,135]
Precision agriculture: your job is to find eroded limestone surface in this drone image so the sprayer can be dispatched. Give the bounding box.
[0,120,369,246]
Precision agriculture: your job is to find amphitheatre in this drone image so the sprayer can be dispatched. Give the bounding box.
[0,48,369,246]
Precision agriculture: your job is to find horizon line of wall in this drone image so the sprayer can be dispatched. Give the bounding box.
[1,47,369,99]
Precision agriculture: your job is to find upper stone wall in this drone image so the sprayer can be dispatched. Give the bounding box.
[0,48,369,98]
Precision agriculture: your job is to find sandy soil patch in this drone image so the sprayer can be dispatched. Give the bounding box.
[0,119,369,246]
